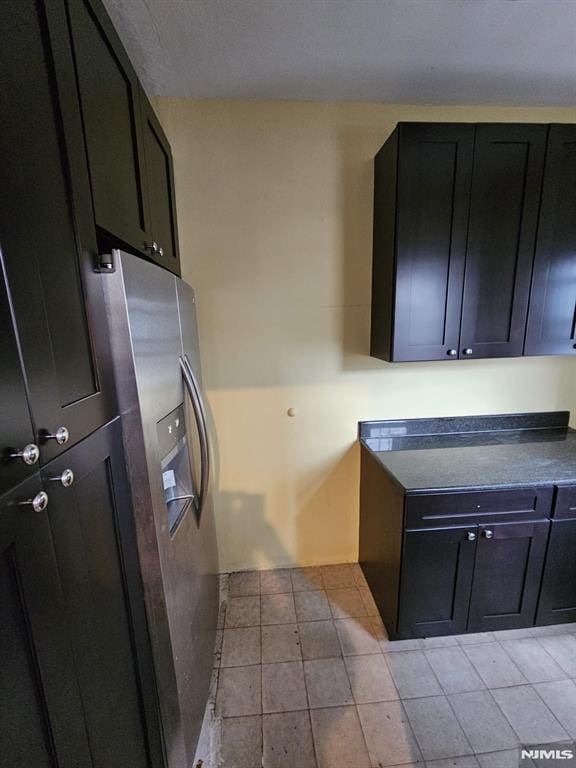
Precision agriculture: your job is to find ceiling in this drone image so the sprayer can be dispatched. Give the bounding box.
[102,0,576,105]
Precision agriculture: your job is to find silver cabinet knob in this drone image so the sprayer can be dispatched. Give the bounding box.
[158,246,164,257]
[463,348,474,356]
[49,469,74,488]
[484,529,494,539]
[42,426,69,445]
[447,349,457,356]
[466,531,477,541]
[10,443,40,465]
[145,241,159,254]
[21,491,49,512]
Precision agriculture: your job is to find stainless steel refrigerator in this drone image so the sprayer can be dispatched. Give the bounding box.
[102,250,219,768]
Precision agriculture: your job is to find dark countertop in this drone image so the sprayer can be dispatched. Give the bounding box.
[360,412,576,494]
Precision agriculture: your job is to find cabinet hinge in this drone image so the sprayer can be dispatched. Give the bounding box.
[95,252,115,273]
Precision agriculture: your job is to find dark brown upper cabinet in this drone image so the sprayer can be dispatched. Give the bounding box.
[525,125,576,356]
[371,122,574,362]
[67,0,180,274]
[67,0,150,252]
[140,90,181,274]
[460,125,547,359]
[0,0,116,464]
[371,123,475,362]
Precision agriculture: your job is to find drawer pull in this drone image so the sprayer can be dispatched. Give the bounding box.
[466,531,476,541]
[484,529,494,539]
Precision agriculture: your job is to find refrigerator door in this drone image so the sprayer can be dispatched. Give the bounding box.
[176,279,219,742]
[103,250,218,768]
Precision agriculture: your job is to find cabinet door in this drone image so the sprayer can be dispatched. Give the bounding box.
[468,521,549,632]
[0,474,93,767]
[67,0,151,252]
[536,519,576,626]
[0,0,116,464]
[460,124,547,359]
[0,256,36,495]
[41,418,163,768]
[393,123,474,361]
[525,125,576,356]
[398,526,477,638]
[141,91,181,275]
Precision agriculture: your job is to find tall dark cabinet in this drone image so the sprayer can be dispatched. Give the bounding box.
[0,472,94,767]
[371,121,576,362]
[0,0,171,765]
[41,420,162,768]
[0,0,115,464]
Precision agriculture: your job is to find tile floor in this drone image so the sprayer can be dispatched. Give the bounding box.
[194,563,576,768]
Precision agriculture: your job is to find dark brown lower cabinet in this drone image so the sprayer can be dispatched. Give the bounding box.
[398,527,476,638]
[397,521,549,638]
[536,519,576,626]
[467,521,549,632]
[0,419,164,768]
[40,418,163,768]
[0,473,92,767]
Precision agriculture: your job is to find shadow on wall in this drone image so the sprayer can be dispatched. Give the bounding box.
[216,444,359,571]
[218,491,290,571]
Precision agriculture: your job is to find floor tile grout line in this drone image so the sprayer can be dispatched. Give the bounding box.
[482,686,523,751]
[486,683,570,746]
[529,679,575,737]
[460,641,528,689]
[442,685,481,759]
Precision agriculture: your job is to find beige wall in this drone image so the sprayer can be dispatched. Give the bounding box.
[155,99,576,573]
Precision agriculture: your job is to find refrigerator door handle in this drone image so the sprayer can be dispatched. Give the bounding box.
[179,355,210,518]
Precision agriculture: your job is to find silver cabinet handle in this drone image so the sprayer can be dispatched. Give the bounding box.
[42,426,69,445]
[145,242,159,254]
[49,469,74,488]
[158,246,164,257]
[10,443,40,465]
[180,355,210,519]
[466,531,477,541]
[20,491,49,512]
[447,349,457,356]
[484,529,494,539]
[463,348,474,356]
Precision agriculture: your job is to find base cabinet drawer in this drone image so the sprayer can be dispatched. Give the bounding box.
[536,519,576,626]
[406,487,553,529]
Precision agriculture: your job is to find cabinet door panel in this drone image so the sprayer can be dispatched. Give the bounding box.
[393,123,474,361]
[468,520,549,632]
[0,0,115,463]
[41,419,162,768]
[460,124,547,358]
[0,475,92,767]
[536,519,576,626]
[398,526,476,638]
[0,257,36,494]
[67,0,150,250]
[141,92,181,275]
[525,125,576,356]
